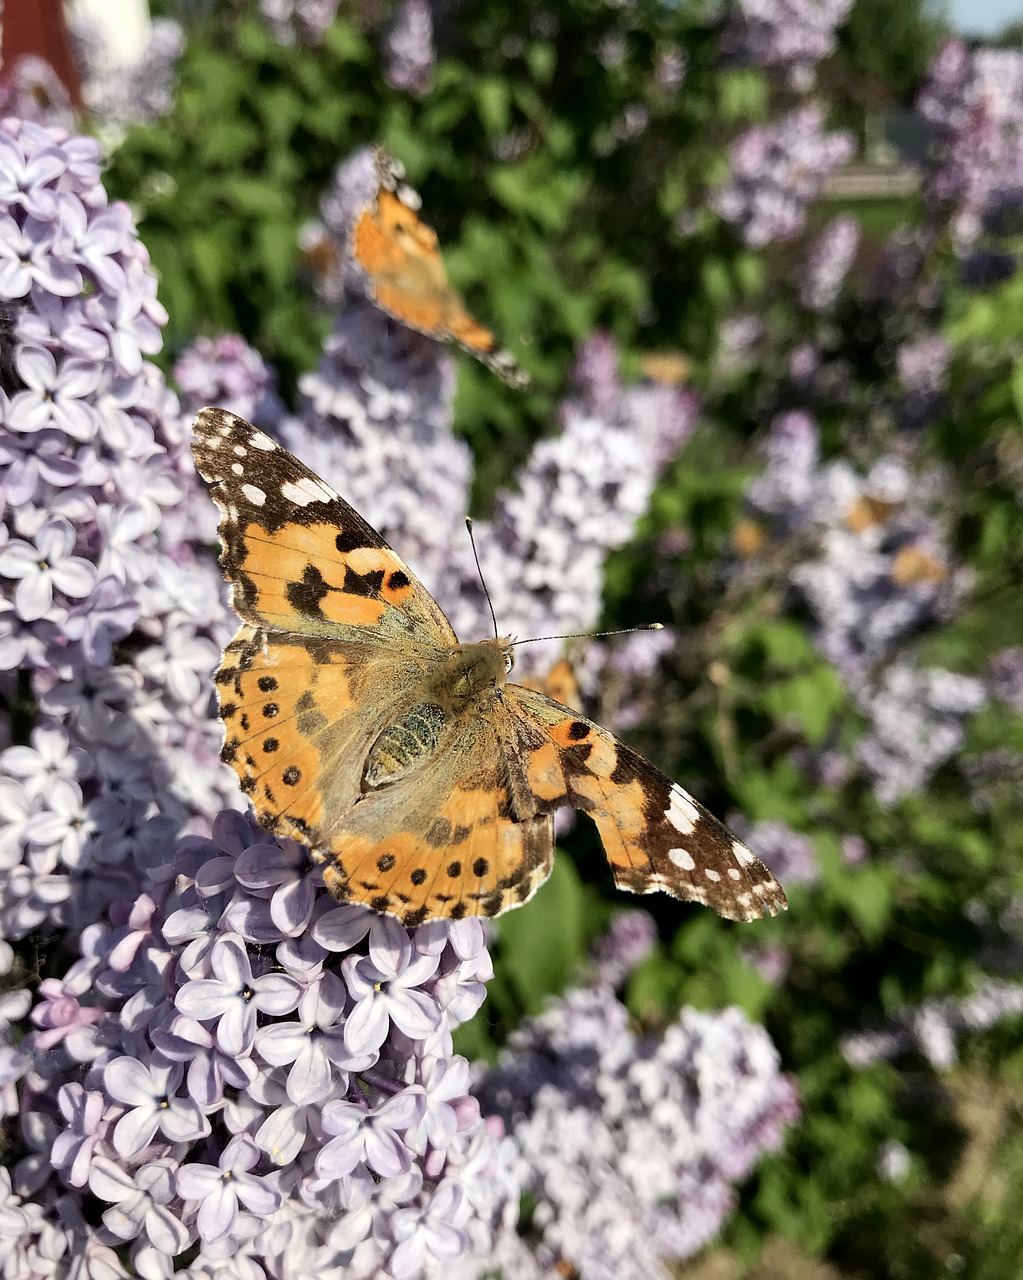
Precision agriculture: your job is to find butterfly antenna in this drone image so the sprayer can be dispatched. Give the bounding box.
[465,518,500,640]
[511,623,664,647]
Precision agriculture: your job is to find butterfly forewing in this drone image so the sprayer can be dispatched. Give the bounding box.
[192,406,456,645]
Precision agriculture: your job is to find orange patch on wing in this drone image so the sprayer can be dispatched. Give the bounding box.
[525,740,567,801]
[846,495,898,534]
[319,592,387,628]
[891,545,947,586]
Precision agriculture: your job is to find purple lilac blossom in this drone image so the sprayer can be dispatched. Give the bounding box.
[734,820,820,887]
[0,56,76,132]
[919,41,1023,244]
[989,647,1023,712]
[68,16,184,130]
[799,214,860,311]
[174,333,284,426]
[384,0,436,96]
[462,985,799,1279]
[722,0,853,90]
[260,0,343,45]
[744,413,980,803]
[714,106,854,247]
[592,908,658,987]
[843,978,1023,1071]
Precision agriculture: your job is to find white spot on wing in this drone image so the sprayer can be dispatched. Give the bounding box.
[248,432,276,452]
[727,868,741,880]
[665,784,699,834]
[241,483,267,507]
[705,868,721,882]
[231,463,243,475]
[733,841,756,866]
[280,476,334,506]
[669,847,695,871]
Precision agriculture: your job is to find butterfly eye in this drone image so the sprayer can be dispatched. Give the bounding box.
[503,650,515,674]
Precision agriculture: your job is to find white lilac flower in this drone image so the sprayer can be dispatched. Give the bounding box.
[722,0,853,89]
[799,215,861,311]
[384,0,436,96]
[714,107,854,247]
[260,0,342,45]
[919,41,1023,244]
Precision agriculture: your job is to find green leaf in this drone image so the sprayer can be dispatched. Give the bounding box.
[495,855,585,1015]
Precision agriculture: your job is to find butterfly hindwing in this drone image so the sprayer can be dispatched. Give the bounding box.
[192,406,456,646]
[502,685,788,922]
[314,715,555,927]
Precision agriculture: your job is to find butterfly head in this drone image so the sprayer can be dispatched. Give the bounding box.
[437,637,514,711]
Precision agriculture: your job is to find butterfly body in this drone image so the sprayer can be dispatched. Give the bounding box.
[193,407,787,927]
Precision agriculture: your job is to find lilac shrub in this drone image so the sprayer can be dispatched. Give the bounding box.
[742,411,982,803]
[68,16,185,130]
[260,0,343,46]
[919,40,1023,245]
[462,980,799,1279]
[383,0,436,97]
[714,107,854,247]
[722,0,853,91]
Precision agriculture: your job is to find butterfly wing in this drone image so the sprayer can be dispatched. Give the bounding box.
[215,624,437,847]
[192,406,457,647]
[311,713,554,928]
[351,152,529,390]
[501,685,788,922]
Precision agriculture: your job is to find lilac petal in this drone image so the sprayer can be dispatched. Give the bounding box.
[215,1000,255,1057]
[50,556,97,598]
[146,1204,190,1255]
[256,1022,308,1066]
[270,876,315,934]
[234,843,297,888]
[253,973,303,1016]
[17,344,56,387]
[376,1089,427,1132]
[312,904,375,951]
[88,1157,138,1204]
[363,1126,413,1178]
[176,979,230,1021]
[287,1044,332,1104]
[235,1179,279,1216]
[175,1163,221,1200]
[388,989,442,1040]
[256,1106,306,1166]
[212,936,252,987]
[343,994,390,1055]
[315,1132,365,1182]
[113,1108,160,1158]
[15,574,52,621]
[105,1058,169,1107]
[368,917,412,973]
[196,1181,238,1243]
[160,1099,208,1143]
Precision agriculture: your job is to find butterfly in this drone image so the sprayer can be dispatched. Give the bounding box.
[349,146,530,390]
[192,407,787,928]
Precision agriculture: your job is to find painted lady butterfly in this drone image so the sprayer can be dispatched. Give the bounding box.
[350,146,530,390]
[193,407,787,927]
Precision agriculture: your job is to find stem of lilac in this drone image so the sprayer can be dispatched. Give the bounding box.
[356,1067,404,1096]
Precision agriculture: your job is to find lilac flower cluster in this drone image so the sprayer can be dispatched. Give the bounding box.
[0,56,76,132]
[260,0,343,45]
[714,107,854,247]
[12,809,513,1279]
[0,118,240,945]
[722,0,853,91]
[463,983,799,1278]
[384,0,436,97]
[742,412,983,803]
[989,648,1023,712]
[733,820,820,887]
[799,214,860,312]
[843,978,1023,1071]
[919,40,1023,244]
[174,333,284,428]
[68,15,184,131]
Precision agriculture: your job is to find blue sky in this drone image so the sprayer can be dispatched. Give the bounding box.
[949,0,1023,34]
